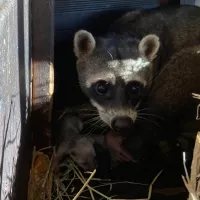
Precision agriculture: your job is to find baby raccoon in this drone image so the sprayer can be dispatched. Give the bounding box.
[54,114,132,173]
[54,115,98,172]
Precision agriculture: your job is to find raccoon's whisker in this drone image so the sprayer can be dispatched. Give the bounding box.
[88,120,108,135]
[138,113,164,120]
[79,109,98,113]
[137,116,161,128]
[91,118,102,127]
[79,110,98,114]
[85,116,99,121]
[100,126,109,135]
[81,113,100,117]
[84,116,100,125]
[86,121,103,135]
[89,120,103,134]
[80,111,99,116]
[79,107,97,110]
[84,119,100,128]
[83,118,102,134]
[83,118,100,126]
[100,123,108,128]
[99,120,108,128]
[137,108,152,113]
[78,105,97,110]
[94,120,106,130]
[80,110,98,113]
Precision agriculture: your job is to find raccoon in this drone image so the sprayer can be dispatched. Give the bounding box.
[73,5,200,132]
[54,115,98,172]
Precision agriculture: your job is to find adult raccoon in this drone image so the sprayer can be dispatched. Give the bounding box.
[73,5,200,132]
[66,5,200,161]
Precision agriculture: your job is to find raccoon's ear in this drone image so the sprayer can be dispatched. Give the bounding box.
[74,30,96,59]
[138,34,160,61]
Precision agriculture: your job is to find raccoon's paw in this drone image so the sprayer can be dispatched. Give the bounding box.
[105,130,135,162]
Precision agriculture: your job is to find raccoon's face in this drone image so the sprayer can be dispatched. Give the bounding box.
[74,30,160,131]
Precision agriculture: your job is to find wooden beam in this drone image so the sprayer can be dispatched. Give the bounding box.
[31,0,54,150]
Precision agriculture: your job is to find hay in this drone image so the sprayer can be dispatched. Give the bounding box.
[27,145,164,200]
[28,94,200,200]
[182,132,200,200]
[27,146,53,200]
[192,93,200,120]
[181,93,200,200]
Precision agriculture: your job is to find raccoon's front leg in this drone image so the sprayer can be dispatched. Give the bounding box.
[53,114,84,173]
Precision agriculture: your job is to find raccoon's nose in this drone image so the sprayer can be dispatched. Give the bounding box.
[111,117,133,131]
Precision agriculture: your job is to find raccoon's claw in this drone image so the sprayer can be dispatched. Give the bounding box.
[118,149,135,162]
[116,152,130,162]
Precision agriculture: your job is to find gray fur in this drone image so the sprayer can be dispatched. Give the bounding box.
[122,45,200,160]
[73,5,200,129]
[55,115,98,171]
[148,45,200,115]
[54,115,113,171]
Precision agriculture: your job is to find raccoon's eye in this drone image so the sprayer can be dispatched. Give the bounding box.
[95,80,109,95]
[128,81,143,96]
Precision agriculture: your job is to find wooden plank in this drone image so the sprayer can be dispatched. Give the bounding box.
[13,0,54,199]
[31,0,54,151]
[0,0,31,199]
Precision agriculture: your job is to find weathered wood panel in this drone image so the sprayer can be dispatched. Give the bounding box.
[31,0,54,152]
[0,0,54,199]
[0,0,31,199]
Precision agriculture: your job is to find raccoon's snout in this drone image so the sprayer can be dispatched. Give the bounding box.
[111,116,133,131]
